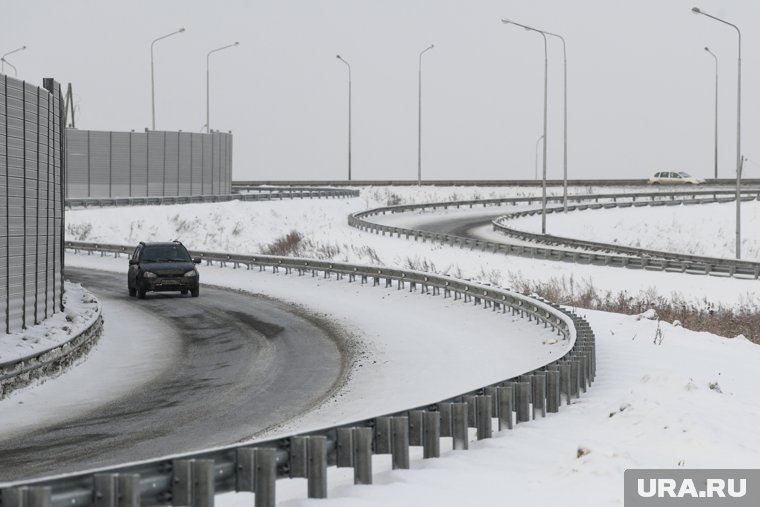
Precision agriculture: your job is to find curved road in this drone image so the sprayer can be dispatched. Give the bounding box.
[0,268,345,481]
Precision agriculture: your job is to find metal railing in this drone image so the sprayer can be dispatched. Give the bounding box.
[348,189,760,279]
[0,242,596,507]
[0,307,103,399]
[491,196,760,278]
[233,179,760,188]
[64,188,360,209]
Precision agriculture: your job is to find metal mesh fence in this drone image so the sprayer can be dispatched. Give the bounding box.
[65,130,232,198]
[1,75,65,334]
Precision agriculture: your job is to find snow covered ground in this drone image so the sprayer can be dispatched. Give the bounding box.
[4,185,759,506]
[507,199,760,260]
[0,282,100,365]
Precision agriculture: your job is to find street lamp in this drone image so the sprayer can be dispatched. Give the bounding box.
[1,45,26,77]
[206,42,239,134]
[151,28,185,130]
[692,7,741,259]
[502,18,549,234]
[336,55,352,181]
[704,47,718,180]
[418,44,434,186]
[535,135,544,180]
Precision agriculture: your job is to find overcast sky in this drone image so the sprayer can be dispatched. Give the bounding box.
[4,1,759,181]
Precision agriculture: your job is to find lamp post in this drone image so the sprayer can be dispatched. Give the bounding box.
[704,47,718,180]
[418,44,434,186]
[535,135,544,180]
[502,18,549,234]
[692,7,741,259]
[151,28,185,130]
[206,42,239,134]
[336,55,352,181]
[1,45,26,77]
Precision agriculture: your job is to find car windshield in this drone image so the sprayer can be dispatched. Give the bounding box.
[678,172,691,177]
[141,245,192,263]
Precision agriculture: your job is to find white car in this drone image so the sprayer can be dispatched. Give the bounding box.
[647,171,705,185]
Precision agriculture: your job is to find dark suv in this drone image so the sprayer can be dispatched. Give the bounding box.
[128,241,201,299]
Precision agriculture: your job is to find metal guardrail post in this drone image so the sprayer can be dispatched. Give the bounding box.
[476,395,493,440]
[93,474,139,507]
[374,417,392,454]
[422,411,441,458]
[546,370,561,413]
[438,402,453,437]
[254,448,277,507]
[408,410,424,446]
[497,385,514,430]
[288,437,308,478]
[390,416,410,470]
[2,486,52,507]
[352,427,373,485]
[464,395,477,428]
[515,382,531,423]
[172,459,214,507]
[337,428,354,467]
[451,402,469,450]
[559,363,572,405]
[531,374,547,419]
[307,436,328,498]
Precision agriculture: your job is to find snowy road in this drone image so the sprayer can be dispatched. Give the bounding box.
[0,268,345,481]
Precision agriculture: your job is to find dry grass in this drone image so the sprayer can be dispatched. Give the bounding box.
[508,274,760,344]
[262,231,305,256]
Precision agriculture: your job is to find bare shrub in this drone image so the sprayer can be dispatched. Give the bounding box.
[508,273,760,344]
[262,231,304,256]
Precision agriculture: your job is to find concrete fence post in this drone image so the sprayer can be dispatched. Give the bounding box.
[307,436,328,499]
[452,402,469,450]
[254,448,277,507]
[515,381,531,423]
[422,411,441,458]
[352,427,373,485]
[476,395,493,440]
[497,385,514,430]
[391,416,410,469]
[337,428,354,467]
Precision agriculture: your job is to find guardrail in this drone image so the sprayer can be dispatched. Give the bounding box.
[491,197,760,278]
[65,188,360,209]
[0,292,102,399]
[234,179,760,188]
[0,242,596,507]
[348,189,760,280]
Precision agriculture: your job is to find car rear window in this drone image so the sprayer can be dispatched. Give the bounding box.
[141,245,192,262]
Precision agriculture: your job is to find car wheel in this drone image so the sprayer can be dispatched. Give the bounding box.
[181,289,188,295]
[138,285,147,299]
[191,288,199,298]
[129,286,136,297]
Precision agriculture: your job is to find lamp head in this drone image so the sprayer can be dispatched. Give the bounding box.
[179,28,186,33]
[704,46,709,51]
[692,7,701,14]
[501,18,512,25]
[234,41,240,46]
[336,54,341,59]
